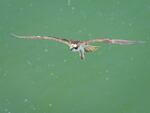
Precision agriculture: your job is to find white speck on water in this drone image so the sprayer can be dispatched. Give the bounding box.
[5,99,11,104]
[3,72,8,77]
[63,59,67,62]
[32,107,36,111]
[105,69,109,73]
[87,33,92,37]
[48,64,55,67]
[48,64,50,67]
[26,60,32,65]
[116,1,121,5]
[130,57,134,61]
[59,8,63,12]
[98,12,103,16]
[19,7,24,12]
[55,76,59,79]
[31,81,35,85]
[24,98,29,103]
[128,23,133,27]
[29,3,33,7]
[67,0,71,6]
[36,57,41,61]
[78,30,83,33]
[50,72,54,76]
[71,6,75,10]
[105,77,110,80]
[48,104,52,107]
[4,108,8,112]
[44,48,48,52]
[121,21,126,25]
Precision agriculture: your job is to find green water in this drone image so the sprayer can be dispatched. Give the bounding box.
[0,0,150,113]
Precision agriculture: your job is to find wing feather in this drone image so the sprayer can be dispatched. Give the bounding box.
[84,38,144,45]
[11,34,71,46]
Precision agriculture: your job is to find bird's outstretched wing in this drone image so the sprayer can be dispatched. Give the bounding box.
[11,34,71,46]
[84,38,144,45]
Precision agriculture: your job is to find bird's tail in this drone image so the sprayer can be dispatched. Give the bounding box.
[84,45,99,52]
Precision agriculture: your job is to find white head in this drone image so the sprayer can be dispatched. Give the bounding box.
[70,44,79,52]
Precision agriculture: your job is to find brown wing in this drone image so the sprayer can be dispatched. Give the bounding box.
[84,38,144,45]
[11,34,71,46]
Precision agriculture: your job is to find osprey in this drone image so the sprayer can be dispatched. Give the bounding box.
[12,34,143,60]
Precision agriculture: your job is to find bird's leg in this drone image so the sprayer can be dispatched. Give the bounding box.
[79,46,85,60]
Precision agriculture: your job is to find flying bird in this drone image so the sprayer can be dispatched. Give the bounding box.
[12,34,144,60]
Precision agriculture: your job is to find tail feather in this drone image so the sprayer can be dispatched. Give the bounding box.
[84,45,99,52]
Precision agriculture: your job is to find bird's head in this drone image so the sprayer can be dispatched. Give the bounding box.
[70,44,79,51]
